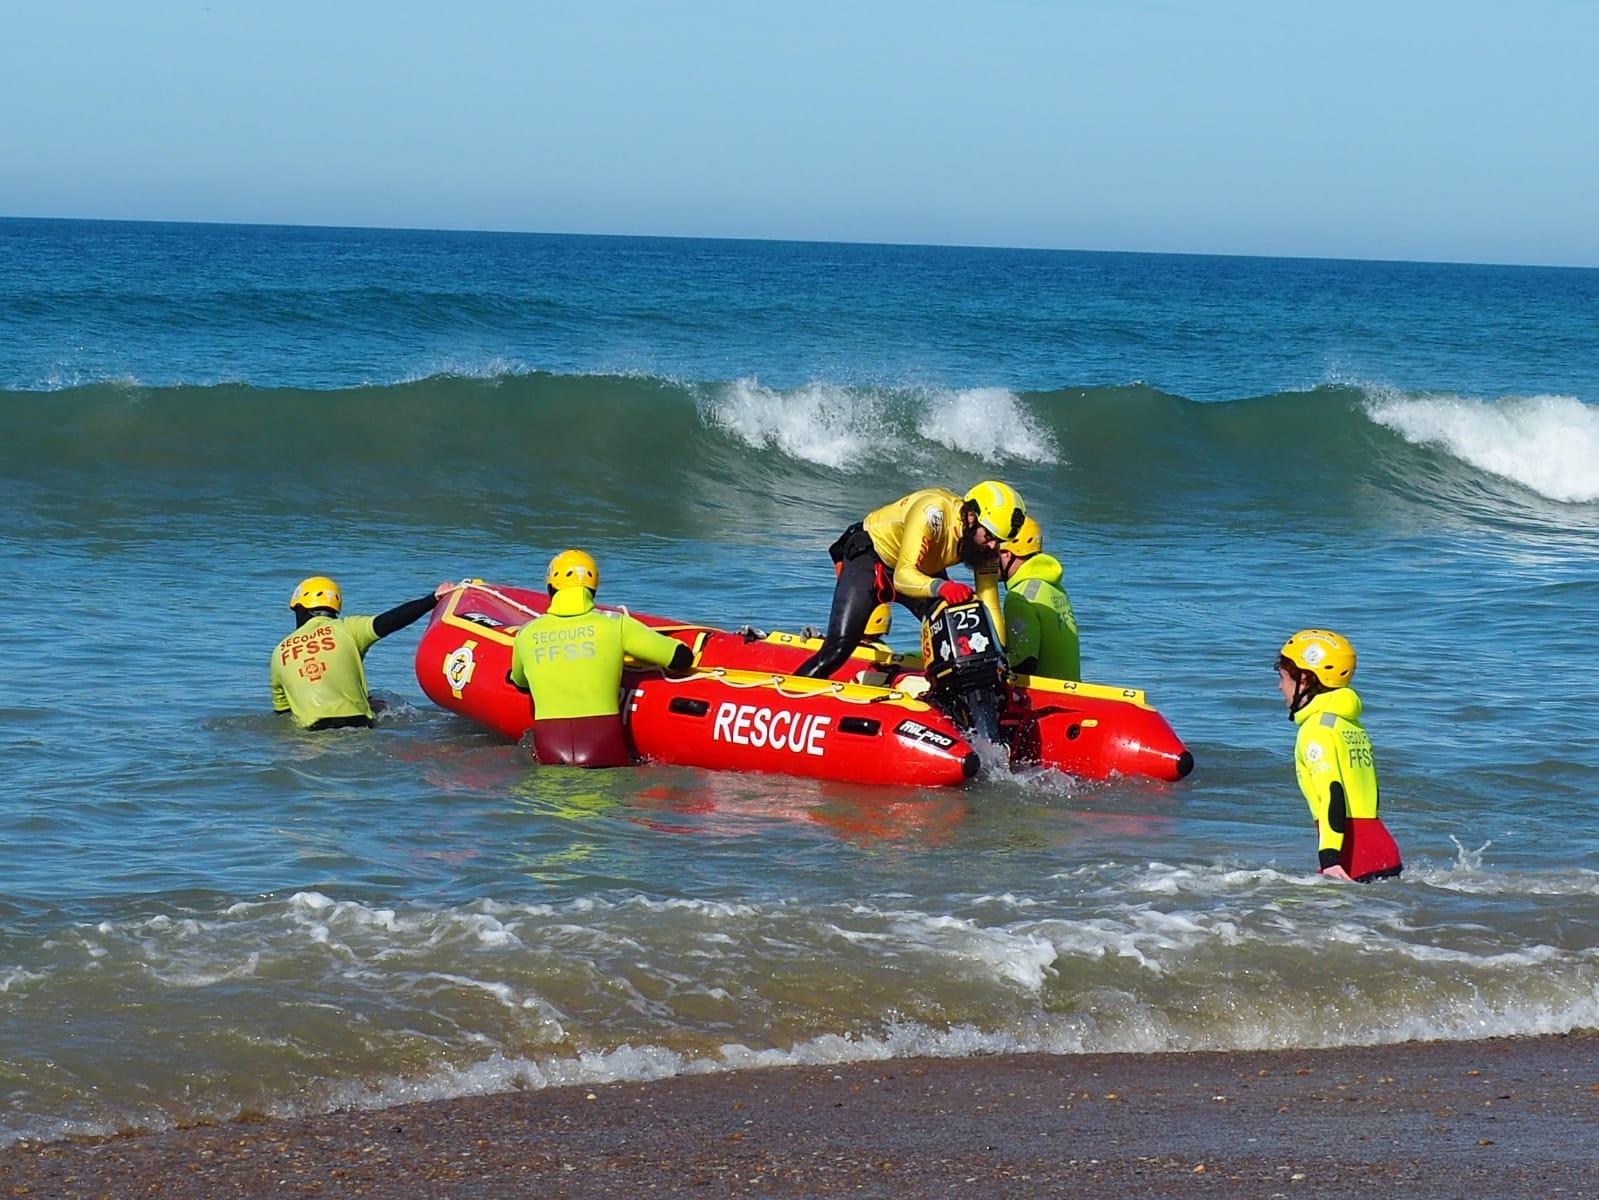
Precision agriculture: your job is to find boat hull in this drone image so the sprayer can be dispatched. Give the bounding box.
[415,582,1191,785]
[416,583,977,787]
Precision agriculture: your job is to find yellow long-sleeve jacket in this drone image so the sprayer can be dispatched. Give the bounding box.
[863,488,1004,640]
[1293,687,1380,868]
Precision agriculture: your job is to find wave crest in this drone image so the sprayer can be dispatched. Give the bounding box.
[699,378,1059,471]
[1366,389,1599,504]
[699,379,895,470]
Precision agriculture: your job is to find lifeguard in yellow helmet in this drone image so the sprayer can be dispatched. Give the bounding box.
[272,576,453,730]
[795,481,1024,679]
[997,516,1080,681]
[509,550,695,767]
[1276,630,1402,882]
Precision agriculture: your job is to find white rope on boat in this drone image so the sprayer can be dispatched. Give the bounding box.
[449,582,911,708]
[447,580,541,620]
[653,666,906,706]
[452,581,637,623]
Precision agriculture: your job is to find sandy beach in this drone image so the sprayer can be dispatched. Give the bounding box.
[4,1033,1596,1198]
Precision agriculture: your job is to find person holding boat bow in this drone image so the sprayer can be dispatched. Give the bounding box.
[272,576,453,730]
[509,549,695,767]
[1276,629,1402,882]
[794,481,1024,679]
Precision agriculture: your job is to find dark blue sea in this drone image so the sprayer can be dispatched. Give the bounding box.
[3,217,1598,1145]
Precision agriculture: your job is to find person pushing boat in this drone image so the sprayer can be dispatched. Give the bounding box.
[509,549,694,767]
[272,576,452,730]
[1275,629,1402,882]
[794,481,1025,679]
[996,516,1079,681]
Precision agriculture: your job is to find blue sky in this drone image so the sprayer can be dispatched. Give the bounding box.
[3,0,1595,266]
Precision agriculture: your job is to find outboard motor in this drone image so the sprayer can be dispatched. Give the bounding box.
[921,600,1010,745]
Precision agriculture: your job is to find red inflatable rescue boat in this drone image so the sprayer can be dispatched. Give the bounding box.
[416,582,1193,788]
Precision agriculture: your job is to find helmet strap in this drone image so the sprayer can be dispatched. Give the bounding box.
[1288,670,1318,719]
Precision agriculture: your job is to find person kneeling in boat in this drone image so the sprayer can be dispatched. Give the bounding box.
[997,516,1080,681]
[509,549,695,768]
[272,576,453,731]
[794,481,1025,679]
[1276,630,1402,882]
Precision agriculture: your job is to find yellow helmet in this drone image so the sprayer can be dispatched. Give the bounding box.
[964,480,1026,540]
[1279,629,1356,688]
[289,576,342,613]
[1001,515,1041,557]
[547,549,599,593]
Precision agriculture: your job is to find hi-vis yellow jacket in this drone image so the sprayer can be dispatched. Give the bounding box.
[1293,687,1380,861]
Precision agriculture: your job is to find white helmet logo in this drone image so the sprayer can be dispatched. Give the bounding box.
[1301,644,1326,666]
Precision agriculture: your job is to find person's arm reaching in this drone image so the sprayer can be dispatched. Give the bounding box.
[889,502,948,600]
[372,581,454,639]
[975,565,1005,648]
[621,617,695,674]
[508,628,530,693]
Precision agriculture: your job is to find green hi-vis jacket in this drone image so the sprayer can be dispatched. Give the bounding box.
[1002,553,1079,680]
[271,614,381,727]
[1293,687,1380,860]
[509,588,685,720]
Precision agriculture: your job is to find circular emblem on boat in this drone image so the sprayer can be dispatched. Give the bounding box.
[443,644,478,695]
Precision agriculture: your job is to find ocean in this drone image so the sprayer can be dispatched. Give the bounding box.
[3,216,1597,1146]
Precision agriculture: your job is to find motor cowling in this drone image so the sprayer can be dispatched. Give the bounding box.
[921,600,1009,745]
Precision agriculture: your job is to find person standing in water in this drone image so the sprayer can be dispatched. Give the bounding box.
[509,550,694,767]
[271,576,452,730]
[1275,629,1402,882]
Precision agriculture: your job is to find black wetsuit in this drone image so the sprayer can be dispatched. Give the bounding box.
[794,525,943,679]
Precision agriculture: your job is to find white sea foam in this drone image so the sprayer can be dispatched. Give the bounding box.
[914,386,1060,465]
[0,967,44,994]
[1365,388,1599,503]
[881,910,1059,990]
[11,984,1599,1153]
[700,379,895,469]
[1415,865,1599,896]
[699,378,1059,470]
[37,367,145,392]
[392,356,533,385]
[12,886,1599,1151]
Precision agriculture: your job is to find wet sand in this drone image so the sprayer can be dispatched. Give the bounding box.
[4,1034,1597,1198]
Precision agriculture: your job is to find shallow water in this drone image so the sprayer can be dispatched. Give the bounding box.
[2,218,1597,1144]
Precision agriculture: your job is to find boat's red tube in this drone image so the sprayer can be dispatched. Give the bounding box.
[415,582,1191,784]
[416,583,977,787]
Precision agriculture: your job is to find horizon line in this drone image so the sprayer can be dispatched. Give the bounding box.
[3,211,1595,274]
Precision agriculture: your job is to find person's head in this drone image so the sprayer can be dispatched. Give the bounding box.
[1275,629,1356,716]
[289,576,341,627]
[997,515,1042,579]
[546,549,599,597]
[960,480,1026,565]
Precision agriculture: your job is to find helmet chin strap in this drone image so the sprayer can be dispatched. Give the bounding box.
[1288,671,1315,719]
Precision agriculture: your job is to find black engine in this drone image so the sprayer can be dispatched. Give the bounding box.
[921,600,1010,745]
